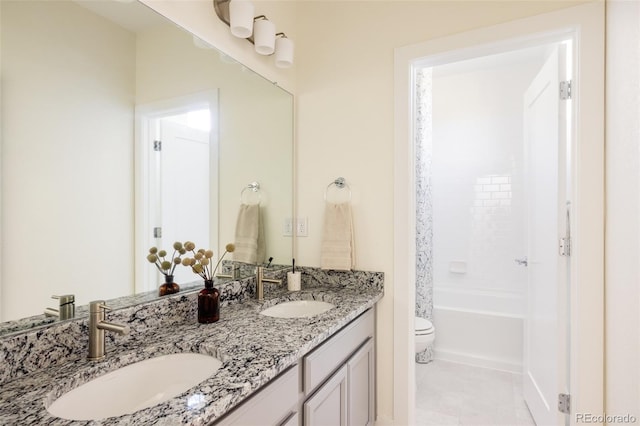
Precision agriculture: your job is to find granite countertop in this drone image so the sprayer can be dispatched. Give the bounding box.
[0,283,383,425]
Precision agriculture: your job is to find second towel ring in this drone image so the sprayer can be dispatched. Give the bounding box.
[240,181,261,205]
[324,177,352,202]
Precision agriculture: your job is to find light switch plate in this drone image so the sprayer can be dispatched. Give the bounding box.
[283,218,293,236]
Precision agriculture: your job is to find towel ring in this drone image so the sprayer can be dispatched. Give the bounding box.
[324,177,352,202]
[240,181,261,205]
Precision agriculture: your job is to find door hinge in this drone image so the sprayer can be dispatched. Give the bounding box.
[558,393,571,414]
[153,140,162,151]
[153,227,162,238]
[559,237,571,256]
[560,80,572,100]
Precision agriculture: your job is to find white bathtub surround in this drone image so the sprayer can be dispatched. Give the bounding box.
[431,287,524,372]
[415,49,549,371]
[432,306,523,373]
[415,67,435,364]
[416,360,534,426]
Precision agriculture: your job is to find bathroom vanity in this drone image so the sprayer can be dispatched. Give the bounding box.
[0,268,383,425]
[217,307,375,425]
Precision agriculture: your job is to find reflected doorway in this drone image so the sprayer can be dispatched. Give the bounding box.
[135,91,219,293]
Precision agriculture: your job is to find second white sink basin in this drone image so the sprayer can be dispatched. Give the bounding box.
[260,300,335,318]
[47,353,222,421]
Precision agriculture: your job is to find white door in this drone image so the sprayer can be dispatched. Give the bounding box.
[154,118,210,286]
[522,44,570,426]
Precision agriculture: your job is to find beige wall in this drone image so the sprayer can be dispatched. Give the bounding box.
[136,24,293,264]
[294,1,586,421]
[1,1,136,319]
[605,0,640,419]
[143,0,595,422]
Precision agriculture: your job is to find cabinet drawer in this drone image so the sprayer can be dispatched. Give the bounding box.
[215,365,299,426]
[303,309,374,395]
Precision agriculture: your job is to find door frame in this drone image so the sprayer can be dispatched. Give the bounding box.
[393,3,604,425]
[134,90,219,294]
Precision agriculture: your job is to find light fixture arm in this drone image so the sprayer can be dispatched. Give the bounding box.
[213,0,231,26]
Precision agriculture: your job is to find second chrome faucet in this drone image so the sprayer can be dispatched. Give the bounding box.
[87,301,130,361]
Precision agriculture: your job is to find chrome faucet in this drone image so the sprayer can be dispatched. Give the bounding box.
[44,294,75,320]
[256,266,282,301]
[88,300,130,361]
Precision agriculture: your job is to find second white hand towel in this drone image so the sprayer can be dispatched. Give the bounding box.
[233,203,266,265]
[320,202,355,271]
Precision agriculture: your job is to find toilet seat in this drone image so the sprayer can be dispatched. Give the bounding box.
[415,317,434,335]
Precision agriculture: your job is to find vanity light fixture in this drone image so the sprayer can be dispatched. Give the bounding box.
[213,0,294,68]
[253,16,276,55]
[229,0,254,38]
[275,33,294,68]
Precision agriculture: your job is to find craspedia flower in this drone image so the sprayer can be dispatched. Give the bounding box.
[148,245,183,277]
[197,248,205,254]
[194,252,203,260]
[173,242,183,251]
[182,258,193,267]
[184,241,196,251]
[205,250,214,259]
[179,248,186,255]
[225,243,235,253]
[201,258,210,266]
[193,264,204,274]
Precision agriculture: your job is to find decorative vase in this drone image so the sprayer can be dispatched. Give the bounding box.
[158,274,180,296]
[198,279,220,323]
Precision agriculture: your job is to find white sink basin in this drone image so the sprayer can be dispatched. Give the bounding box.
[47,353,222,421]
[260,300,335,318]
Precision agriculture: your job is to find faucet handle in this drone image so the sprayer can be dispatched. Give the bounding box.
[89,300,112,313]
[52,294,75,304]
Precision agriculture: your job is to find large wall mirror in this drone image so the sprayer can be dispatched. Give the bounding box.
[0,0,293,326]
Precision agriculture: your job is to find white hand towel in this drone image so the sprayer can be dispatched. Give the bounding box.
[233,203,266,265]
[321,202,355,271]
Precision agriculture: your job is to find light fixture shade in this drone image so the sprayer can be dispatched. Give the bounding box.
[229,0,254,39]
[253,19,276,55]
[275,37,294,68]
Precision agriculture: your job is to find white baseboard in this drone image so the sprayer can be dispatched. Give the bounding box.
[433,348,522,373]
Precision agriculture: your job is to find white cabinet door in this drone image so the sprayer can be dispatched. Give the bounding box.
[304,365,348,426]
[216,366,299,426]
[347,338,374,426]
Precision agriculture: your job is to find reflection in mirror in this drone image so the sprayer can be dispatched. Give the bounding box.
[0,0,293,328]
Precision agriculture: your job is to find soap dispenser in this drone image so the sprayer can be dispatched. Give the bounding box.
[198,279,220,323]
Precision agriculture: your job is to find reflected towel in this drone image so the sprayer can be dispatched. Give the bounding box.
[233,203,265,265]
[321,202,355,271]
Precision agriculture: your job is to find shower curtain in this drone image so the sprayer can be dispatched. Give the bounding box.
[415,68,434,364]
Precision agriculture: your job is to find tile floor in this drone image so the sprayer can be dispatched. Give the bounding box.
[415,360,536,426]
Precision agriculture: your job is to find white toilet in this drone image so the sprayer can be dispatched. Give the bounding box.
[415,316,435,353]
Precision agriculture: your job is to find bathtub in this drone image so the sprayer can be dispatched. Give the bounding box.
[432,286,524,373]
